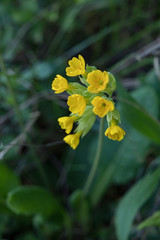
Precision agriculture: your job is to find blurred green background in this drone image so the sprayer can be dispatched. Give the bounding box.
[1,0,160,239]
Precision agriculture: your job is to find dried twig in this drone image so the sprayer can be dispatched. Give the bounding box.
[0,91,67,125]
[112,36,160,73]
[0,111,40,160]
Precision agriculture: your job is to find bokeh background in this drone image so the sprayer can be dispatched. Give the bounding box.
[1,0,160,239]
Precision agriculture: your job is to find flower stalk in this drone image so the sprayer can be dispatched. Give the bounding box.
[83,117,105,196]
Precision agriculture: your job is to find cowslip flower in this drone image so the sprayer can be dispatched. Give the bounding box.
[51,54,125,149]
[52,75,69,93]
[87,70,109,93]
[67,94,86,116]
[91,96,114,118]
[63,132,81,149]
[66,55,85,77]
[58,116,76,134]
[105,119,125,141]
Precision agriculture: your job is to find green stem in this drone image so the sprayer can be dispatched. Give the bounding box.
[0,53,50,189]
[83,117,105,196]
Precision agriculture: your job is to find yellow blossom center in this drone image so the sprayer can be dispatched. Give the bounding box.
[101,102,106,107]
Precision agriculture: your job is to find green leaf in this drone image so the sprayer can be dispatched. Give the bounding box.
[111,108,121,122]
[69,189,89,226]
[0,201,12,214]
[138,210,160,229]
[86,65,97,73]
[0,164,20,199]
[112,130,150,184]
[76,106,96,137]
[105,72,116,95]
[67,82,87,95]
[79,75,88,86]
[114,85,159,183]
[115,163,160,240]
[107,108,121,126]
[7,186,62,217]
[117,81,160,144]
[90,86,158,205]
[145,70,160,103]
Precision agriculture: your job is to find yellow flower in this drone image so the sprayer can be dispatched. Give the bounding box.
[63,132,81,149]
[105,125,125,141]
[52,75,69,94]
[66,55,85,77]
[67,94,86,116]
[58,116,76,134]
[87,70,109,93]
[91,96,114,118]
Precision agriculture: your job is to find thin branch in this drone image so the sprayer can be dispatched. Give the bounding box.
[0,140,64,150]
[112,36,160,73]
[0,91,68,125]
[0,112,40,160]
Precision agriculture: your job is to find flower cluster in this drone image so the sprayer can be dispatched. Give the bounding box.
[51,55,125,149]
